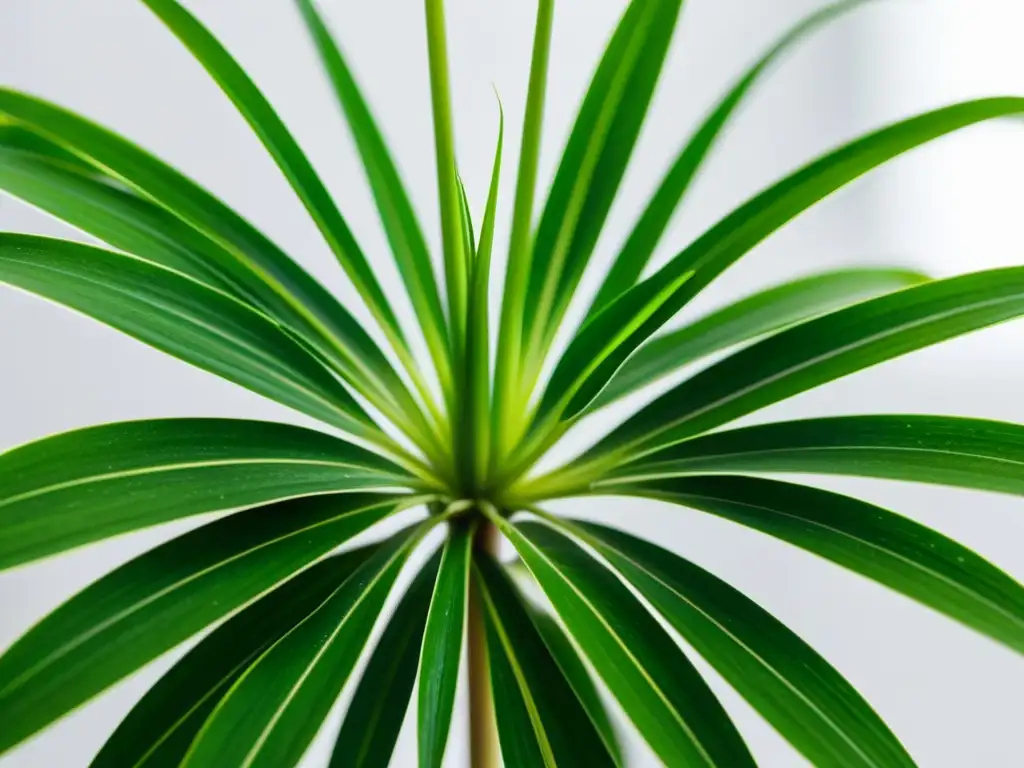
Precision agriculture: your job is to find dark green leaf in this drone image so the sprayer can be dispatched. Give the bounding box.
[475,552,617,768]
[573,519,916,767]
[586,0,872,318]
[418,523,473,768]
[330,550,441,768]
[182,525,424,768]
[585,267,927,414]
[617,475,1024,654]
[610,415,1024,497]
[589,267,1024,461]
[496,516,755,766]
[0,418,408,569]
[0,494,405,755]
[91,549,374,768]
[545,97,1024,424]
[0,234,379,441]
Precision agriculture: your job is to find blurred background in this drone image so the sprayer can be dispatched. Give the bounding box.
[2,0,1023,765]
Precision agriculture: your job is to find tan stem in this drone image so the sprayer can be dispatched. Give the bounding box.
[468,519,500,768]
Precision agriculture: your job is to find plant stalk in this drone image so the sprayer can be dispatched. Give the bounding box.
[467,519,500,768]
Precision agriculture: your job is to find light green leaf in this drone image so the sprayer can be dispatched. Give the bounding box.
[0,494,405,755]
[182,524,425,768]
[616,475,1024,654]
[585,267,927,414]
[294,0,452,395]
[90,548,374,768]
[494,515,755,766]
[523,0,684,371]
[418,523,473,768]
[571,519,916,767]
[586,0,872,318]
[587,267,1024,462]
[475,553,618,768]
[609,415,1024,496]
[0,234,384,441]
[545,97,1024,427]
[330,550,440,768]
[0,418,411,569]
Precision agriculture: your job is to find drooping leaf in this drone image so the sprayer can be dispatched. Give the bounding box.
[0,234,384,441]
[0,122,100,175]
[0,418,410,569]
[0,494,406,755]
[615,475,1024,654]
[418,523,473,768]
[543,97,1024,426]
[586,0,873,318]
[608,415,1024,497]
[330,550,441,768]
[182,524,425,768]
[91,548,375,768]
[475,552,617,768]
[0,90,428,440]
[494,515,755,766]
[587,266,1024,462]
[294,0,452,394]
[584,267,927,414]
[570,519,917,767]
[523,0,684,369]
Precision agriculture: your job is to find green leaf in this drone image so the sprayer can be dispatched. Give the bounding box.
[492,0,554,461]
[571,519,916,768]
[617,475,1024,654]
[475,552,617,768]
[609,415,1024,497]
[0,90,430,444]
[0,122,100,175]
[294,0,452,394]
[418,523,473,768]
[493,515,755,766]
[0,493,405,755]
[330,550,441,768]
[525,607,624,766]
[91,548,374,768]
[588,266,1024,462]
[545,96,1024,427]
[523,0,684,370]
[0,234,388,433]
[586,0,872,318]
[135,0,415,371]
[0,418,410,569]
[423,0,467,354]
[585,267,927,414]
[182,524,425,768]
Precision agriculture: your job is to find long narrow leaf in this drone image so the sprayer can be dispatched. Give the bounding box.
[569,519,916,767]
[0,418,411,569]
[91,548,375,768]
[587,266,1024,462]
[584,267,927,414]
[0,494,406,755]
[586,0,872,318]
[418,523,473,768]
[294,0,452,394]
[492,514,755,766]
[330,550,441,768]
[182,524,425,768]
[543,97,1024,427]
[609,415,1024,496]
[0,234,383,441]
[616,476,1024,654]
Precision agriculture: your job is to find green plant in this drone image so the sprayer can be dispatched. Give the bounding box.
[1,0,1022,764]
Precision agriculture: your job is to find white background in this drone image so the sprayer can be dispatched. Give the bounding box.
[2,0,1024,765]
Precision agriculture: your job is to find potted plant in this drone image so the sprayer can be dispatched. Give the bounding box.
[1,0,1022,765]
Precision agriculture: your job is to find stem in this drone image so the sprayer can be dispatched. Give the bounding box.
[467,520,500,768]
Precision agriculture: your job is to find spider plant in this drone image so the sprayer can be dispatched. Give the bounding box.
[1,0,1023,765]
